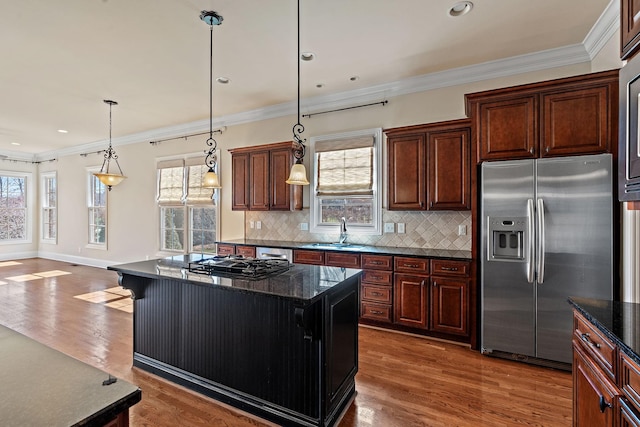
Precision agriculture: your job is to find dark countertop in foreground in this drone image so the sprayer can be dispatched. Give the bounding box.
[569,297,640,366]
[109,255,362,304]
[0,324,141,427]
[217,238,472,260]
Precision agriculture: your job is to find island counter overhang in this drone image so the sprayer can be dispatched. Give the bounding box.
[108,255,361,427]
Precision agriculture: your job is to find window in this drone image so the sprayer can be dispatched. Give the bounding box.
[88,172,107,247]
[157,155,218,254]
[0,174,29,242]
[41,172,57,242]
[310,128,382,236]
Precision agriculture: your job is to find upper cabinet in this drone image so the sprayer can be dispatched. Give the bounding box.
[385,119,471,211]
[466,70,618,163]
[621,0,640,60]
[229,141,294,211]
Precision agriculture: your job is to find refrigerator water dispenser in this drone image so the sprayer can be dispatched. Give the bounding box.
[487,217,527,261]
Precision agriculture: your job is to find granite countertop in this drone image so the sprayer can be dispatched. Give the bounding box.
[216,238,472,260]
[109,255,362,304]
[569,296,640,366]
[0,324,141,427]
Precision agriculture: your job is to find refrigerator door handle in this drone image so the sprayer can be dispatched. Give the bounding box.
[537,198,546,284]
[527,198,535,283]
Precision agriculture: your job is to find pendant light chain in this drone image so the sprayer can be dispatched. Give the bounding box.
[204,21,217,171]
[292,0,305,160]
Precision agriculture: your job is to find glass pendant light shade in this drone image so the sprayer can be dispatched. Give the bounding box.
[95,172,126,188]
[203,168,222,189]
[286,162,309,185]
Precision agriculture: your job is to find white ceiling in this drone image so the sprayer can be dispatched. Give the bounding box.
[0,0,616,159]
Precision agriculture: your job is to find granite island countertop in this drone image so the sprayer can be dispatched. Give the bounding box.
[216,238,472,260]
[569,296,640,366]
[109,255,362,304]
[0,324,141,427]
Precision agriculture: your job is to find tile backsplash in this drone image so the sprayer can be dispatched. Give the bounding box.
[245,209,471,251]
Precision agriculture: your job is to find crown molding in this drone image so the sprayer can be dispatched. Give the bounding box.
[34,2,619,163]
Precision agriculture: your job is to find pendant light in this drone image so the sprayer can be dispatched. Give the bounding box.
[94,100,126,191]
[200,10,223,189]
[286,0,310,186]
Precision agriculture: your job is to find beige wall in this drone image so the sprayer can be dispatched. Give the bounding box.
[1,43,620,266]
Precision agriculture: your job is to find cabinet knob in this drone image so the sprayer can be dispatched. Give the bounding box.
[581,332,601,349]
[529,148,534,154]
[545,146,550,153]
[433,281,437,287]
[598,395,612,413]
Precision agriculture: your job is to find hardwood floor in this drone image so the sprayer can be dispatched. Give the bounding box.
[0,258,572,426]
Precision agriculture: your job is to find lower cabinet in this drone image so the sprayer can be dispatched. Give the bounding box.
[430,276,468,336]
[394,273,429,329]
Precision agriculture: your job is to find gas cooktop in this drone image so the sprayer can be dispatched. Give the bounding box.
[187,255,291,280]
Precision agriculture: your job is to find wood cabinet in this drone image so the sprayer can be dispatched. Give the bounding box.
[325,252,361,268]
[293,249,325,265]
[229,141,294,211]
[466,70,618,163]
[429,259,470,336]
[217,243,236,256]
[360,254,394,323]
[393,257,430,329]
[622,0,640,60]
[235,245,256,258]
[571,309,640,426]
[385,119,471,211]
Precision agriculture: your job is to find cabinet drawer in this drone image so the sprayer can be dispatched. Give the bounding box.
[430,259,470,277]
[361,302,392,323]
[361,270,393,285]
[293,250,325,265]
[361,284,392,303]
[394,257,429,274]
[235,245,256,258]
[574,312,616,381]
[361,254,393,270]
[217,244,235,255]
[621,353,640,413]
[325,252,361,268]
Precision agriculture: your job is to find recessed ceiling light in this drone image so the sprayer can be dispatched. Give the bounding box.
[350,76,360,82]
[57,129,68,133]
[11,142,20,146]
[449,1,473,17]
[301,52,315,61]
[316,83,324,88]
[216,77,230,84]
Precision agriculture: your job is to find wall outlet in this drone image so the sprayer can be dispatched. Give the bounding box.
[384,222,395,233]
[458,225,467,236]
[300,222,309,231]
[256,221,262,230]
[250,221,255,229]
[397,223,405,234]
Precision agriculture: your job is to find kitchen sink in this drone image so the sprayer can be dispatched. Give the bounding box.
[303,243,367,251]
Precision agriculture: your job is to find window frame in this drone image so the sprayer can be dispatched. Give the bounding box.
[40,171,57,243]
[310,128,383,236]
[87,167,107,250]
[0,171,33,245]
[156,153,220,256]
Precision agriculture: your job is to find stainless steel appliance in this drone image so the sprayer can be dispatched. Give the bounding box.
[188,255,291,280]
[481,153,613,367]
[255,247,293,262]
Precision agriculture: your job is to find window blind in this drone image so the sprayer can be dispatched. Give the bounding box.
[185,157,214,204]
[316,136,374,196]
[157,159,185,204]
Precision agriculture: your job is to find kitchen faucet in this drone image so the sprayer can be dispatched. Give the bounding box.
[339,217,348,244]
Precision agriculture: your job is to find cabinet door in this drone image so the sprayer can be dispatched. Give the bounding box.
[387,134,426,210]
[430,277,468,336]
[325,252,361,268]
[249,152,270,211]
[235,245,256,258]
[573,343,618,427]
[270,148,291,210]
[393,274,428,329]
[475,95,538,161]
[541,85,612,157]
[216,243,235,255]
[427,128,471,210]
[621,398,640,427]
[293,250,325,265]
[622,0,640,60]
[231,153,250,211]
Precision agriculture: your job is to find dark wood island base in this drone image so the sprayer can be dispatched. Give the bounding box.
[109,256,361,427]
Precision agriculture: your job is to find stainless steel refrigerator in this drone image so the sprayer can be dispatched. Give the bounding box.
[480,153,613,367]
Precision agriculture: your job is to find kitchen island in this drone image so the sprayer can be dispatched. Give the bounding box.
[0,323,141,427]
[109,255,361,427]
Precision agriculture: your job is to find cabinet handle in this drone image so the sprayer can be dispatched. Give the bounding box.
[433,281,437,287]
[371,275,383,280]
[370,310,384,315]
[420,201,424,208]
[441,267,459,271]
[598,395,612,413]
[371,292,382,296]
[529,148,534,154]
[405,263,419,268]
[581,333,601,349]
[545,146,550,153]
[369,261,383,265]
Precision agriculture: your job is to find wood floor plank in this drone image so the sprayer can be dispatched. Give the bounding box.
[0,258,572,426]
